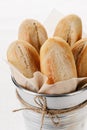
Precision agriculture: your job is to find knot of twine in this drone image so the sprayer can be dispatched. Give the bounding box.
[34,95,60,129]
[13,90,87,130]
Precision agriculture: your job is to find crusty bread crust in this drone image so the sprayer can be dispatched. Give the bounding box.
[40,37,77,84]
[72,38,87,77]
[54,14,82,46]
[18,19,48,52]
[7,40,40,78]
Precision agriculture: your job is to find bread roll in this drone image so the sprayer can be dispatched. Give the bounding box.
[7,40,40,78]
[54,14,82,46]
[18,19,48,52]
[40,37,77,84]
[72,38,87,77]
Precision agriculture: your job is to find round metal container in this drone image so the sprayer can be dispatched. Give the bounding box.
[12,78,87,130]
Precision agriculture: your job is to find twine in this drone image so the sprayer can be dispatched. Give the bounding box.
[13,90,87,130]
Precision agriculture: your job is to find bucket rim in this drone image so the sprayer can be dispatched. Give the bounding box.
[12,77,87,97]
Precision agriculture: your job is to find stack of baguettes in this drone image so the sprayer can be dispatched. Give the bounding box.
[7,14,87,87]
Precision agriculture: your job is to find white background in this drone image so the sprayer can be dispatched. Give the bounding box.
[0,0,87,130]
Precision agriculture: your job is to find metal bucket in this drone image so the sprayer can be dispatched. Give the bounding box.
[12,78,87,130]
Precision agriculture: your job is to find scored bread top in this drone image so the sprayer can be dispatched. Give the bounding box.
[54,14,82,46]
[7,40,40,78]
[40,37,77,84]
[18,19,48,53]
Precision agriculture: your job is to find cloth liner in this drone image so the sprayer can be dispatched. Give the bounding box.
[9,63,87,94]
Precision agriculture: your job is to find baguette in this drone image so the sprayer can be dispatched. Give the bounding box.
[40,37,77,84]
[7,40,40,78]
[72,38,87,77]
[54,14,82,46]
[18,19,48,52]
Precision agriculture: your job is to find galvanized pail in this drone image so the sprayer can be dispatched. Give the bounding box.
[12,78,87,130]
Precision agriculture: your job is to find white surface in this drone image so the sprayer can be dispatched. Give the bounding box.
[0,0,87,130]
